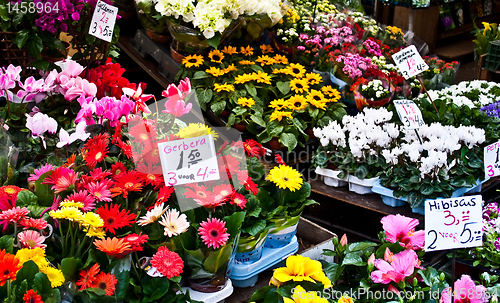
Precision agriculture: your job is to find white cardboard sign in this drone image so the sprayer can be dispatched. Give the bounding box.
[391,45,429,79]
[484,140,500,178]
[88,0,118,42]
[158,134,220,186]
[425,195,483,251]
[393,100,425,129]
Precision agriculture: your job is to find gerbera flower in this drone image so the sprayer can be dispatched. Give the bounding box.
[195,193,225,209]
[213,184,234,201]
[15,248,49,268]
[270,110,293,122]
[305,72,322,85]
[136,163,164,188]
[96,204,136,234]
[42,167,78,193]
[40,266,65,287]
[156,186,175,204]
[93,272,117,296]
[286,63,306,78]
[184,184,210,200]
[256,55,276,66]
[243,139,266,157]
[63,153,77,168]
[239,60,255,65]
[159,208,189,237]
[28,164,55,183]
[0,249,22,286]
[290,78,310,94]
[85,226,106,238]
[176,123,218,141]
[0,206,30,223]
[234,73,254,84]
[88,167,112,182]
[269,99,289,110]
[230,193,247,209]
[0,185,26,200]
[23,289,43,303]
[52,206,84,223]
[18,230,46,249]
[266,165,303,192]
[19,218,48,230]
[64,190,96,212]
[86,181,112,202]
[237,170,258,195]
[122,233,149,252]
[240,46,254,56]
[214,83,235,92]
[260,44,274,54]
[208,50,224,63]
[306,90,328,110]
[273,54,289,64]
[287,95,308,110]
[150,246,184,279]
[198,218,230,249]
[205,66,226,77]
[82,212,104,229]
[111,161,127,180]
[182,54,204,68]
[222,45,238,55]
[94,237,131,258]
[77,263,100,290]
[237,97,255,107]
[83,139,109,168]
[110,171,143,198]
[129,120,157,145]
[137,203,167,226]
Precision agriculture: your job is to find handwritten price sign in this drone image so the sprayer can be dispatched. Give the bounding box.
[88,0,118,42]
[158,134,220,186]
[391,45,429,79]
[484,140,500,178]
[425,195,483,251]
[393,100,425,129]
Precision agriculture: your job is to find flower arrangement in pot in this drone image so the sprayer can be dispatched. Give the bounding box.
[350,75,394,111]
[135,0,171,43]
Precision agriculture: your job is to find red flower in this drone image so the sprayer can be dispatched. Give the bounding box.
[42,167,78,193]
[184,184,210,200]
[23,289,43,303]
[129,119,157,145]
[230,193,247,209]
[150,246,184,279]
[136,162,164,188]
[65,190,96,212]
[76,263,100,290]
[275,154,286,165]
[82,134,110,168]
[0,186,26,201]
[92,272,117,296]
[111,161,127,180]
[85,181,113,202]
[213,184,234,201]
[243,139,266,157]
[237,170,258,195]
[96,204,136,234]
[87,58,135,99]
[156,186,174,205]
[116,233,149,258]
[198,218,229,249]
[0,249,22,286]
[110,171,143,198]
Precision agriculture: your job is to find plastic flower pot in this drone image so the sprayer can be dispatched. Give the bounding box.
[265,214,301,248]
[315,167,348,187]
[235,229,269,264]
[348,175,379,195]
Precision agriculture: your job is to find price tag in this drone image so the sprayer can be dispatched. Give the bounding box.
[393,100,425,129]
[158,134,220,186]
[484,140,500,178]
[391,45,429,79]
[88,0,118,42]
[425,195,483,251]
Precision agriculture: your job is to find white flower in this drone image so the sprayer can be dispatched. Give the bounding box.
[159,208,189,237]
[137,203,168,226]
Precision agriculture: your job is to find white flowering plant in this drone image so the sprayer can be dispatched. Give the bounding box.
[360,79,392,101]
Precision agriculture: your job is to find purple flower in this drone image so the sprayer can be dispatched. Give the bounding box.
[480,101,500,120]
[17,77,46,103]
[95,95,134,126]
[495,238,500,250]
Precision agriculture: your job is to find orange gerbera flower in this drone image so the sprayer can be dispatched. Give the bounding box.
[63,154,77,168]
[94,238,131,258]
[76,263,100,290]
[109,171,143,198]
[0,249,22,286]
[93,272,117,296]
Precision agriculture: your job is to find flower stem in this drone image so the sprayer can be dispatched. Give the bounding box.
[7,280,11,303]
[59,223,66,257]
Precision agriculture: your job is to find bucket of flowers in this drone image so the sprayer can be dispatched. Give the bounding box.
[350,75,394,111]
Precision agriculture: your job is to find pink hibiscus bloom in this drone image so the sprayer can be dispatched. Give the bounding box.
[440,275,488,303]
[381,214,425,250]
[370,249,422,284]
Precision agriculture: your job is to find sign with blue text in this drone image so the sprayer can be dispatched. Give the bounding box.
[393,100,425,129]
[425,195,483,251]
[392,45,429,79]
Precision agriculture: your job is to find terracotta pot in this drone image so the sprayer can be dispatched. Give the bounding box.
[305,128,315,138]
[268,139,287,151]
[118,10,135,20]
[233,123,247,132]
[186,276,228,293]
[219,111,230,117]
[146,29,171,44]
[170,45,185,63]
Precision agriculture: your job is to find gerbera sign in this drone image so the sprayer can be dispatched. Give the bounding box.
[158,134,220,186]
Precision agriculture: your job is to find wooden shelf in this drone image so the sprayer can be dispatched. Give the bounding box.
[437,15,500,40]
[435,39,474,60]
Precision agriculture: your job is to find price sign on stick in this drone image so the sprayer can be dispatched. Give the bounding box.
[158,134,220,186]
[88,0,118,42]
[391,45,429,79]
[484,140,500,178]
[425,195,483,251]
[393,100,425,129]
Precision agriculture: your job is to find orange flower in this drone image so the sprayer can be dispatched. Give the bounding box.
[93,272,117,296]
[76,263,100,290]
[94,238,131,258]
[0,249,22,286]
[63,154,77,168]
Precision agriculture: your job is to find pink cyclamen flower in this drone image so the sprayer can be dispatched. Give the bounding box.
[440,275,488,303]
[495,238,500,250]
[57,121,90,148]
[161,78,192,117]
[381,214,425,250]
[16,76,46,103]
[28,163,55,183]
[18,230,46,249]
[370,249,421,284]
[26,112,58,137]
[162,99,192,117]
[198,218,230,249]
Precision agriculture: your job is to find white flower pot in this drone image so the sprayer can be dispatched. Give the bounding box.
[348,175,379,195]
[315,167,348,187]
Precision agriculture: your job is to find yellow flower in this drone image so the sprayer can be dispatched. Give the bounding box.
[283,285,329,303]
[182,54,204,68]
[287,95,308,111]
[338,296,354,303]
[269,99,289,110]
[483,22,492,35]
[272,68,289,75]
[177,123,219,140]
[307,90,328,110]
[271,255,331,287]
[240,46,254,56]
[214,83,235,92]
[40,266,65,288]
[290,78,310,94]
[305,73,322,85]
[206,66,226,77]
[60,201,84,209]
[238,97,255,107]
[85,226,106,238]
[222,45,238,55]
[234,73,255,84]
[273,54,289,64]
[256,55,276,66]
[208,49,225,63]
[224,64,238,73]
[260,44,274,54]
[58,206,84,223]
[255,70,272,85]
[82,212,104,228]
[16,248,49,269]
[286,63,306,78]
[321,85,341,100]
[239,60,255,65]
[269,110,293,122]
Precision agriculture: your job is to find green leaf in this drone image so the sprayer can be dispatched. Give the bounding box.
[193,71,208,80]
[16,190,37,207]
[31,60,50,71]
[14,29,29,48]
[13,260,39,287]
[276,81,290,95]
[204,244,233,273]
[245,83,258,98]
[323,263,343,285]
[207,33,222,49]
[141,275,169,302]
[280,132,297,151]
[251,115,266,127]
[241,219,266,236]
[26,35,43,60]
[61,258,81,281]
[348,241,378,252]
[0,235,13,254]
[341,253,365,266]
[355,165,368,180]
[269,126,284,137]
[34,272,53,296]
[34,171,54,206]
[210,101,226,115]
[420,183,434,196]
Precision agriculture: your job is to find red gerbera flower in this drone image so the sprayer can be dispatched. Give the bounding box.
[213,184,234,201]
[86,181,112,202]
[195,192,225,209]
[62,153,77,168]
[150,246,184,279]
[94,237,131,258]
[84,139,109,168]
[111,161,127,180]
[19,218,48,230]
[136,162,164,188]
[42,167,78,193]
[115,233,149,258]
[23,289,43,303]
[0,185,26,201]
[275,154,286,165]
[92,272,117,296]
[0,207,30,224]
[217,155,241,175]
[128,119,157,145]
[0,249,22,286]
[110,171,143,198]
[139,142,161,165]
[237,170,258,195]
[243,139,266,157]
[96,204,136,234]
[198,218,230,249]
[230,193,247,209]
[116,139,134,159]
[184,184,210,200]
[156,186,174,205]
[76,263,100,290]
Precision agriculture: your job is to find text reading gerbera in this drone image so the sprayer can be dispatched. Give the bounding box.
[163,138,207,154]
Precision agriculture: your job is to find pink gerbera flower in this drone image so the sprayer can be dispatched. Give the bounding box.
[230,193,247,209]
[65,190,96,212]
[213,184,234,201]
[18,230,46,249]
[28,163,55,183]
[198,218,230,249]
[381,214,425,250]
[86,181,112,202]
[0,207,30,223]
[42,167,78,193]
[150,246,184,279]
[19,218,48,230]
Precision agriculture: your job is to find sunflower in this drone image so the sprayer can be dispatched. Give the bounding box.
[272,68,289,75]
[285,63,306,78]
[256,55,276,66]
[224,64,238,73]
[208,50,224,63]
[240,46,254,56]
[255,71,272,85]
[238,97,255,107]
[287,95,308,111]
[305,72,323,85]
[269,99,289,110]
[239,60,255,65]
[290,78,310,94]
[273,54,289,64]
[260,44,274,54]
[321,85,341,102]
[221,45,238,55]
[266,165,303,191]
[214,83,235,92]
[176,123,219,141]
[306,90,328,110]
[205,66,226,77]
[269,111,293,122]
[182,54,204,68]
[234,73,254,84]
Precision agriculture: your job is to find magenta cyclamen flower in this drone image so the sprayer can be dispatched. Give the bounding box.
[161,78,192,117]
[0,64,22,101]
[495,238,500,250]
[95,95,134,126]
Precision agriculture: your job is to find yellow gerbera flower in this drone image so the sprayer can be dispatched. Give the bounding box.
[182,54,204,68]
[305,72,322,85]
[256,55,276,66]
[338,296,354,303]
[269,110,293,122]
[290,78,310,94]
[60,201,84,209]
[282,285,329,303]
[260,44,274,54]
[234,73,254,84]
[208,49,225,63]
[287,95,308,111]
[239,60,255,65]
[177,123,219,140]
[240,46,254,56]
[273,54,289,64]
[286,63,306,78]
[214,83,235,92]
[85,226,106,238]
[266,165,303,192]
[270,255,331,288]
[41,266,65,288]
[82,212,104,228]
[224,64,238,73]
[307,89,328,110]
[222,45,238,55]
[269,99,289,110]
[16,247,49,269]
[238,97,255,107]
[255,70,272,85]
[58,206,84,222]
[205,66,226,77]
